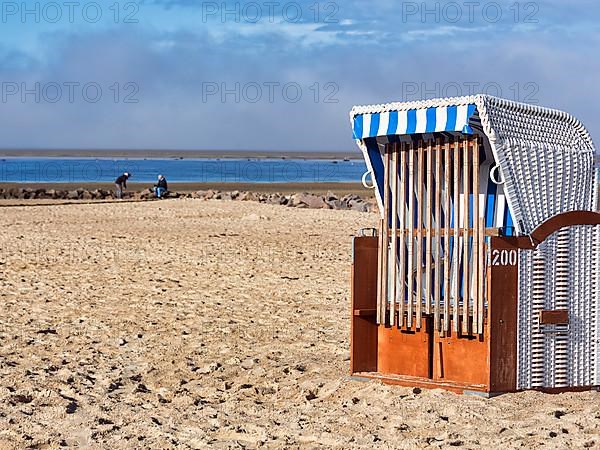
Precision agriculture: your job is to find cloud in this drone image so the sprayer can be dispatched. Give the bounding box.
[0,1,599,152]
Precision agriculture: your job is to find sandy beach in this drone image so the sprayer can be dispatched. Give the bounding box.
[0,199,599,449]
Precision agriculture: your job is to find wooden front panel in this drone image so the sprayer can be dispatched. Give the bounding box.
[433,325,489,387]
[350,236,379,374]
[488,236,519,392]
[378,318,432,378]
[350,234,519,394]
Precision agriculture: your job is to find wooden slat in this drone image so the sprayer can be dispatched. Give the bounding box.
[475,137,486,334]
[425,139,433,315]
[382,146,391,325]
[477,138,485,335]
[416,141,424,329]
[443,138,451,334]
[407,142,415,328]
[389,143,398,326]
[377,218,384,325]
[462,137,470,335]
[434,138,442,333]
[472,137,480,334]
[398,146,407,328]
[452,139,460,332]
[478,216,485,334]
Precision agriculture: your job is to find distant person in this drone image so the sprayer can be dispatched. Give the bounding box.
[153,175,168,198]
[115,172,131,199]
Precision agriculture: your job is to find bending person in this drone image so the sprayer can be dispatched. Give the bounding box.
[115,172,131,199]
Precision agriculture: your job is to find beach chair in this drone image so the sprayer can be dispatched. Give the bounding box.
[349,95,600,395]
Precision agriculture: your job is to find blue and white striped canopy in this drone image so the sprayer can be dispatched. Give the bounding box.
[350,98,515,234]
[352,104,477,140]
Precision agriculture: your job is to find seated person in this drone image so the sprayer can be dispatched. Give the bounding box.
[153,175,168,198]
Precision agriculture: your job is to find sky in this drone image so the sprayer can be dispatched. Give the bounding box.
[1,0,599,152]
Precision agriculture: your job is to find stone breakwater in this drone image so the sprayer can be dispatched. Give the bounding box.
[0,188,377,212]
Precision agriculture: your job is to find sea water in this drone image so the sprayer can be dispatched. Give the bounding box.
[0,157,368,184]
